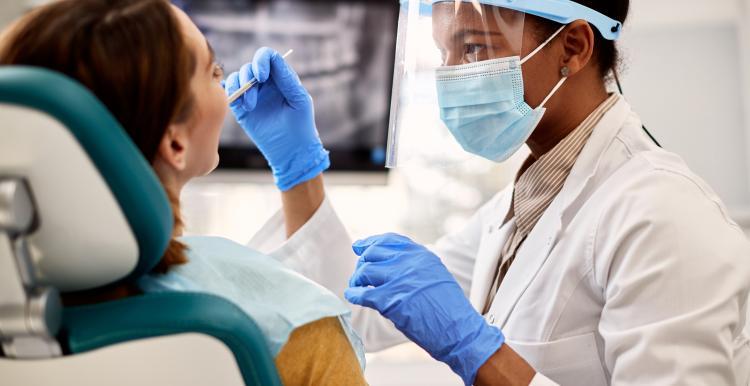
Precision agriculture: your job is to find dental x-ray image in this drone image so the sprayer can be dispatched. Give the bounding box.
[176,0,398,171]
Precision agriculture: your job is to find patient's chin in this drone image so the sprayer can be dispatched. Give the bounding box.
[203,154,220,176]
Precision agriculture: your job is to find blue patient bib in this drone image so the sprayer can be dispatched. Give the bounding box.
[138,236,365,368]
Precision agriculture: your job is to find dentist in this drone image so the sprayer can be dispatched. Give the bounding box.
[225,0,750,384]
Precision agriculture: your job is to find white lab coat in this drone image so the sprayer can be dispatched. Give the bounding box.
[249,98,750,385]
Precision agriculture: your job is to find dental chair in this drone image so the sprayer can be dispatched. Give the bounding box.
[0,67,282,386]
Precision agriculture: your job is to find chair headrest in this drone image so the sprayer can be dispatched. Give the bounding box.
[0,66,172,292]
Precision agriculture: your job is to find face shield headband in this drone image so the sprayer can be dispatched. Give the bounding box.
[427,0,622,40]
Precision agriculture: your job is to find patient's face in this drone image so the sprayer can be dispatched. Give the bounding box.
[171,5,227,179]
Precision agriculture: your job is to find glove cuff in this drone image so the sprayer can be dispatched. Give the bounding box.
[273,144,330,192]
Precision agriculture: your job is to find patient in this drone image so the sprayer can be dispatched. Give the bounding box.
[0,1,366,385]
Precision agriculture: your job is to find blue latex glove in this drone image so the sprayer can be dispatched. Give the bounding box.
[345,233,505,386]
[225,47,329,191]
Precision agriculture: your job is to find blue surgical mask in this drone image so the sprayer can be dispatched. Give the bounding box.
[435,26,567,162]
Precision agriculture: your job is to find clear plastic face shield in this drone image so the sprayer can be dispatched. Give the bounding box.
[386,0,527,168]
[385,0,623,168]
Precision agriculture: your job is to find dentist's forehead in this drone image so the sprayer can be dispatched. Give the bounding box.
[432,2,519,23]
[431,2,523,51]
[432,2,522,35]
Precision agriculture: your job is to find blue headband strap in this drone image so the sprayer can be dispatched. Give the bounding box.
[428,0,623,40]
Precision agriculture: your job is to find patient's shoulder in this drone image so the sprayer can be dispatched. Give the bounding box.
[180,236,284,265]
[177,236,343,300]
[165,236,354,355]
[276,317,367,386]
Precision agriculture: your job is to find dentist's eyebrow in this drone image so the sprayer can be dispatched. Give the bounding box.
[451,29,505,40]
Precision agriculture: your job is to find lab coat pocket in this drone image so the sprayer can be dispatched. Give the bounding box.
[506,332,608,386]
[734,332,750,386]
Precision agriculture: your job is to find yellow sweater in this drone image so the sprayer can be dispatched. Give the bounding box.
[275,317,367,386]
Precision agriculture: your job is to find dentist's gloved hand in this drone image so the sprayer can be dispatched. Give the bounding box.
[345,233,505,386]
[225,47,329,192]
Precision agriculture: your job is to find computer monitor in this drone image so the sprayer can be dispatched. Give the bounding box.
[176,0,398,172]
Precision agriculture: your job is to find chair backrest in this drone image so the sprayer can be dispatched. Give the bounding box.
[0,66,281,385]
[0,66,172,292]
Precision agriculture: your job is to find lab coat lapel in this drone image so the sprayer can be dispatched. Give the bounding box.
[489,97,632,327]
[557,98,632,224]
[469,193,514,310]
[491,199,563,327]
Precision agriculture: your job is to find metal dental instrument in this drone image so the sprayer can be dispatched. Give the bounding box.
[227,49,294,104]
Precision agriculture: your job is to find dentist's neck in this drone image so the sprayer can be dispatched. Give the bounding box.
[526,71,609,159]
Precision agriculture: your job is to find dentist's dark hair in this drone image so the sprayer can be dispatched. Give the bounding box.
[0,0,194,276]
[531,0,629,78]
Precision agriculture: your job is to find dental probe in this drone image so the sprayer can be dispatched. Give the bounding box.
[227,49,294,104]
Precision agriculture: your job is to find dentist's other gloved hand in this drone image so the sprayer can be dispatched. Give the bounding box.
[345,233,505,386]
[225,47,329,191]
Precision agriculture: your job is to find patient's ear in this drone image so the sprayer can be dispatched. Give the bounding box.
[156,124,189,172]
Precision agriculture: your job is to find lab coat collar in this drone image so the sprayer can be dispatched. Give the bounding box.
[558,96,633,224]
[488,96,633,328]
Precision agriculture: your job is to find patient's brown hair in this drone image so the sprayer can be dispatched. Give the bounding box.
[0,0,195,275]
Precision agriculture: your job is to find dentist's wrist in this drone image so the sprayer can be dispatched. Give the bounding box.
[272,143,330,192]
[475,341,536,386]
[280,173,325,238]
[446,317,506,386]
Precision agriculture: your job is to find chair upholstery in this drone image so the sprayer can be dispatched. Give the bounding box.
[0,66,171,290]
[0,66,282,385]
[62,292,282,386]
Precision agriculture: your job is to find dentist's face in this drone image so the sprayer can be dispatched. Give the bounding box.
[430,3,573,122]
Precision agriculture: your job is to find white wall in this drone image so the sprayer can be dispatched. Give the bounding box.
[0,0,25,27]
[621,0,750,230]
